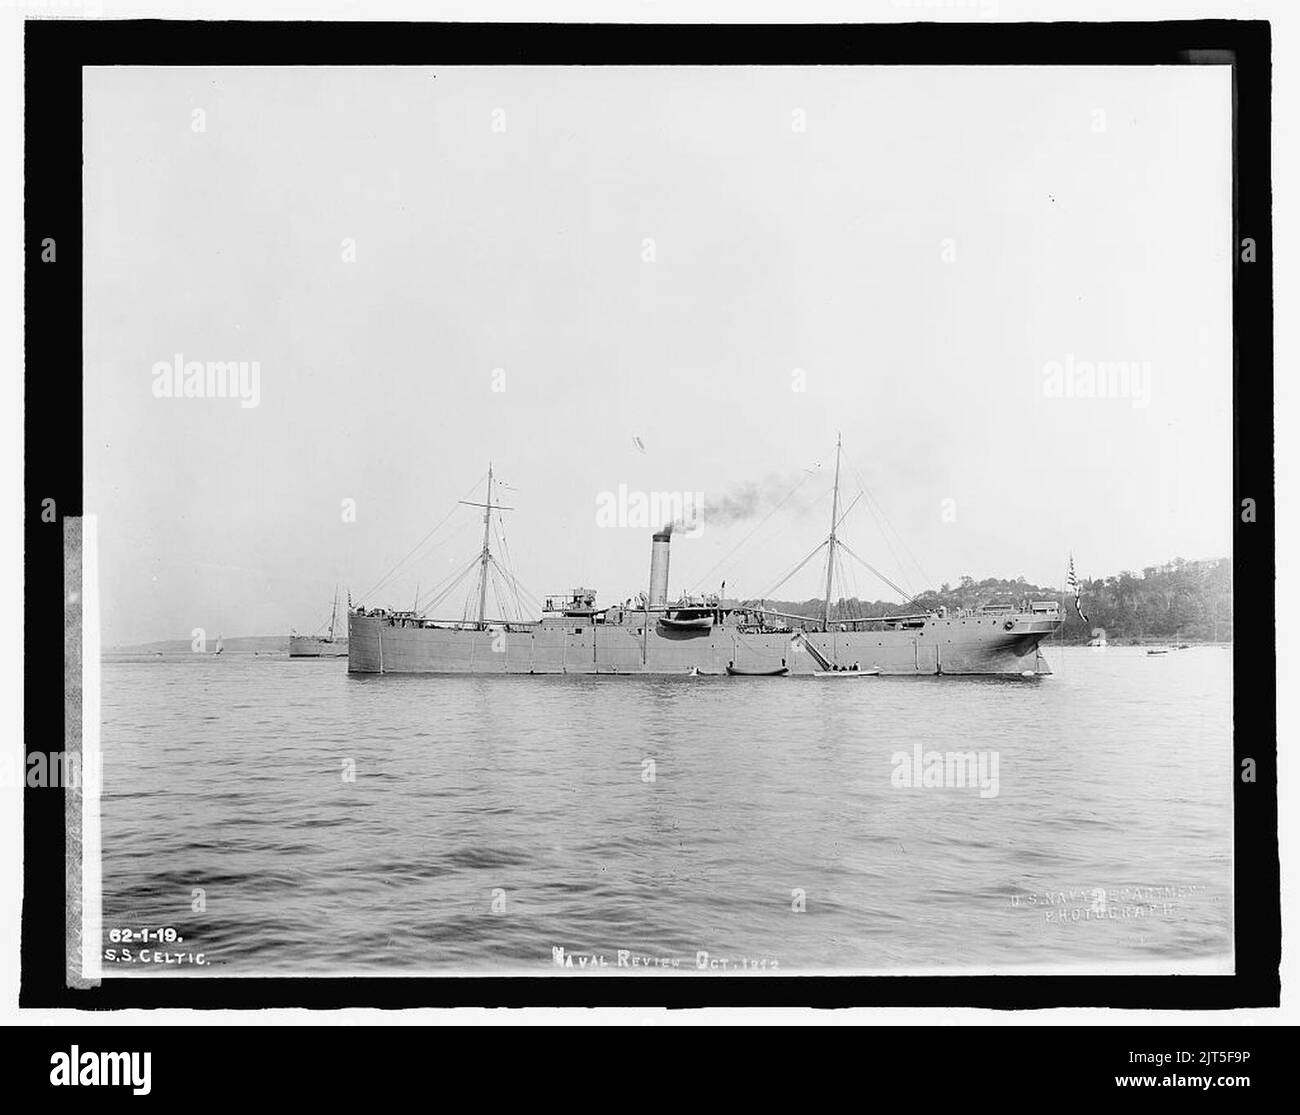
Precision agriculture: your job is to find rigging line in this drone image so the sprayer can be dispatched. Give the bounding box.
[843,551,855,620]
[498,546,525,620]
[489,556,538,620]
[822,537,836,619]
[484,564,499,623]
[363,508,462,603]
[490,517,527,605]
[843,459,900,564]
[688,469,820,592]
[501,570,520,626]
[821,490,866,617]
[837,539,926,611]
[849,549,869,619]
[491,519,528,619]
[833,547,852,621]
[417,549,479,599]
[499,569,535,613]
[413,570,459,612]
[489,564,509,625]
[730,625,778,664]
[414,551,482,613]
[489,553,531,596]
[491,569,538,613]
[846,552,865,621]
[492,516,507,565]
[838,539,918,610]
[848,458,931,592]
[837,544,858,617]
[846,467,916,599]
[833,492,863,529]
[309,594,338,636]
[499,569,528,626]
[360,474,486,603]
[489,572,539,626]
[401,517,481,610]
[860,492,914,597]
[499,576,518,624]
[421,554,483,614]
[706,479,854,602]
[488,548,534,599]
[498,536,530,609]
[425,568,480,619]
[509,568,528,623]
[760,538,829,601]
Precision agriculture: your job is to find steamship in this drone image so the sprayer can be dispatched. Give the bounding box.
[290,587,349,658]
[348,439,1061,677]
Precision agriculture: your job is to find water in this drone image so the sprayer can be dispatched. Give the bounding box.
[97,646,1233,975]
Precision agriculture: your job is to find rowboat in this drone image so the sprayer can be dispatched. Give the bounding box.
[812,667,880,677]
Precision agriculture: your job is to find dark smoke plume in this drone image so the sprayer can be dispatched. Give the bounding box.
[663,472,818,533]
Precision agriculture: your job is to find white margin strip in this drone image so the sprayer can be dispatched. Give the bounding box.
[81,513,102,983]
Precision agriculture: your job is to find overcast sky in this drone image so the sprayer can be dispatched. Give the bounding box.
[84,64,1232,646]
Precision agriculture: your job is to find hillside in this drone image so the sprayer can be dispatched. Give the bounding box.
[109,635,289,655]
[769,557,1231,645]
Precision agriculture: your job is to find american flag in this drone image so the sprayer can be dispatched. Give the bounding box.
[1066,554,1088,623]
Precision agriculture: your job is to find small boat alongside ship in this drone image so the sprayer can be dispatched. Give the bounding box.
[347,438,1063,677]
[813,666,880,678]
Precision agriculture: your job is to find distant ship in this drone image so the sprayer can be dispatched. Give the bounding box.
[348,439,1062,677]
[290,587,349,658]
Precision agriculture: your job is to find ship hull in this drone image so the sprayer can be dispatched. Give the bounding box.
[348,613,1057,677]
[289,635,348,658]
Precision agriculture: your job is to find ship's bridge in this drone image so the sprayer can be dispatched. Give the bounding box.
[544,587,600,617]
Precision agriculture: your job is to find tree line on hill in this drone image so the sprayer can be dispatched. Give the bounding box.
[768,556,1231,644]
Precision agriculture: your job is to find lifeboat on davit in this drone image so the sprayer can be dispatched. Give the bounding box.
[658,613,712,632]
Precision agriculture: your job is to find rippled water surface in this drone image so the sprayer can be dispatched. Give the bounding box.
[98,646,1233,975]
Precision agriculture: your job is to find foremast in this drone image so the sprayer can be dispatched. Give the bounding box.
[823,433,842,632]
[459,463,514,630]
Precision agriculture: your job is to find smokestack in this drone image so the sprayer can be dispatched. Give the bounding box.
[648,529,671,608]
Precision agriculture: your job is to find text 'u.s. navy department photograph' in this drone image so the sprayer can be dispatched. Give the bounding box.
[78,63,1234,977]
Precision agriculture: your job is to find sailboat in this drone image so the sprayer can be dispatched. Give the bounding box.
[290,586,349,658]
[215,634,224,655]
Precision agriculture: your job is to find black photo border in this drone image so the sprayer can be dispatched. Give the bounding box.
[23,18,1277,1010]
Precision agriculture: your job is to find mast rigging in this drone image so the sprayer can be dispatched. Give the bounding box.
[823,433,842,629]
[458,464,515,629]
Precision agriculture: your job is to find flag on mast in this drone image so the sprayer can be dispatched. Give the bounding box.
[1065,554,1088,623]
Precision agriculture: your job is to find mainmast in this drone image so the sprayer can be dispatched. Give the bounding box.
[477,463,494,628]
[458,464,514,630]
[328,585,338,641]
[823,433,842,630]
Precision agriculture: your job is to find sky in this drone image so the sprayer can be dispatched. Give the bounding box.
[83,64,1233,646]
